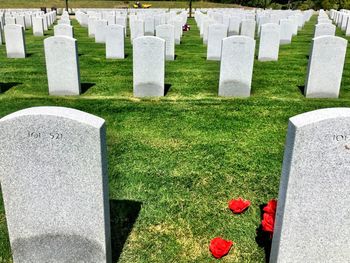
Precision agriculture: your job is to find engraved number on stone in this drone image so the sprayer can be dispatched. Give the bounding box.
[49,133,63,140]
[28,131,41,139]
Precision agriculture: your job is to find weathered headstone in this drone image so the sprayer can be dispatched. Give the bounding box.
[305,36,347,98]
[218,36,255,97]
[0,106,111,263]
[54,24,73,38]
[133,36,165,97]
[44,36,81,95]
[156,24,175,61]
[270,107,350,263]
[106,24,124,59]
[258,23,280,61]
[207,23,228,61]
[314,23,336,38]
[4,24,26,58]
[32,17,44,36]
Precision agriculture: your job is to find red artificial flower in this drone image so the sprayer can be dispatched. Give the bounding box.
[261,212,275,233]
[209,237,234,259]
[263,199,277,216]
[228,198,251,214]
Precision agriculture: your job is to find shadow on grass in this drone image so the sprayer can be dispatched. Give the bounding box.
[165,83,172,96]
[0,82,22,93]
[26,53,34,58]
[298,85,305,95]
[110,199,142,262]
[81,82,96,94]
[255,203,272,263]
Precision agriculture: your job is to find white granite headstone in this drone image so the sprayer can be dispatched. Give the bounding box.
[0,106,111,263]
[218,36,255,97]
[133,36,165,97]
[314,23,336,38]
[4,24,26,58]
[54,24,73,38]
[207,23,227,61]
[305,36,347,98]
[44,36,81,95]
[32,17,44,36]
[156,24,175,61]
[106,24,124,59]
[270,108,350,263]
[258,23,280,61]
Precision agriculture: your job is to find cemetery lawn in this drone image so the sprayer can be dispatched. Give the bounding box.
[1,15,350,262]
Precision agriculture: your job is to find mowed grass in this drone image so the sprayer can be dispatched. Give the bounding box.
[1,15,350,262]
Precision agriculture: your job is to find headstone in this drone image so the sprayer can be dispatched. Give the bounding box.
[32,17,44,36]
[218,36,255,97]
[258,23,280,61]
[130,19,144,42]
[156,24,175,61]
[44,36,81,95]
[43,15,48,31]
[5,17,16,25]
[24,14,32,28]
[15,15,26,30]
[4,24,26,58]
[106,24,124,59]
[58,19,71,25]
[279,19,293,44]
[0,21,3,45]
[314,23,336,38]
[169,18,182,44]
[305,36,347,98]
[240,19,256,39]
[0,106,111,263]
[270,107,350,263]
[95,19,108,43]
[133,36,165,97]
[207,23,228,61]
[228,16,240,36]
[144,16,155,36]
[54,24,73,38]
[88,17,97,37]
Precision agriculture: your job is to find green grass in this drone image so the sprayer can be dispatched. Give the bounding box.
[1,15,350,262]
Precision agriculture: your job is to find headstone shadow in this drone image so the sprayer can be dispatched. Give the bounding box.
[0,82,22,93]
[298,85,305,94]
[81,82,96,94]
[255,203,272,263]
[110,199,142,262]
[164,83,172,95]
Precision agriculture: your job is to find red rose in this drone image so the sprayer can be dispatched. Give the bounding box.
[263,199,277,216]
[209,237,234,259]
[228,198,251,214]
[261,212,275,233]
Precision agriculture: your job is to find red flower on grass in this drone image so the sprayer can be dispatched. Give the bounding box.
[228,198,251,214]
[263,199,277,216]
[209,237,234,259]
[261,212,275,233]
